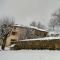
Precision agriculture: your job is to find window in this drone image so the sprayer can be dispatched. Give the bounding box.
[14,27,16,29]
[12,31,17,35]
[44,33,46,37]
[11,39,17,45]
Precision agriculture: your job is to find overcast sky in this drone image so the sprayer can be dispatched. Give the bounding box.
[0,0,60,26]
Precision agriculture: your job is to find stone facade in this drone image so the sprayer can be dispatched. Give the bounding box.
[6,25,48,47]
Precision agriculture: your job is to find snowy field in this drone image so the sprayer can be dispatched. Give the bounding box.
[0,50,60,60]
[0,36,60,60]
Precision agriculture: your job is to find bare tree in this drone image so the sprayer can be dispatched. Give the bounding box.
[0,16,15,50]
[49,18,57,30]
[30,21,45,29]
[18,27,33,40]
[37,22,45,29]
[30,21,36,27]
[49,8,60,30]
[53,9,60,25]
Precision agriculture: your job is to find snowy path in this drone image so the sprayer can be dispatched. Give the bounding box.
[0,50,60,60]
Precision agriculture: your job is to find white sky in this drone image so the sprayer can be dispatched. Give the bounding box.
[0,0,60,26]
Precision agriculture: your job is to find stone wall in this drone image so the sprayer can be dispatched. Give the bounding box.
[11,39,60,50]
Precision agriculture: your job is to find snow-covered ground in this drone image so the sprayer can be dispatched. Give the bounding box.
[0,50,60,60]
[0,36,60,60]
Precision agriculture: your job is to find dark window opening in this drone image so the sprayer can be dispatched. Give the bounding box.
[12,31,17,35]
[11,39,17,45]
[44,33,46,37]
[14,27,16,29]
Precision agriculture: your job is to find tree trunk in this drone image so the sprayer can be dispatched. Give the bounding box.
[53,26,54,31]
[1,34,8,50]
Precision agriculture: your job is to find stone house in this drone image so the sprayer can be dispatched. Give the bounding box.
[6,25,48,47]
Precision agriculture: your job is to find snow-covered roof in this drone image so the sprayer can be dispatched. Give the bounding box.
[13,24,25,27]
[27,26,47,32]
[13,24,47,32]
[20,37,60,41]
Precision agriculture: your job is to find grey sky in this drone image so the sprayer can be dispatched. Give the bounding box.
[0,0,60,26]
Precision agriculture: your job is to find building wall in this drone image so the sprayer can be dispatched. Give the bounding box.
[6,35,17,46]
[6,26,27,47]
[6,26,48,47]
[33,29,48,37]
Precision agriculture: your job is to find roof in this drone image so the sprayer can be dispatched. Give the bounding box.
[13,24,47,32]
[13,24,25,27]
[28,26,47,32]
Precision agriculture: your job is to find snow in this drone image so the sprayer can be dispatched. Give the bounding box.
[48,30,60,35]
[5,47,10,50]
[0,50,60,60]
[13,24,47,32]
[20,37,60,41]
[0,46,10,51]
[10,44,16,47]
[0,46,2,51]
[13,24,25,27]
[28,26,47,32]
